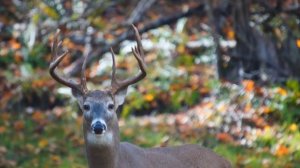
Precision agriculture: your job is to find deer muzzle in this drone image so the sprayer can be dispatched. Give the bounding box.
[91,120,107,135]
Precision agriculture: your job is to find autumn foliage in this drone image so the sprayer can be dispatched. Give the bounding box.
[0,0,300,168]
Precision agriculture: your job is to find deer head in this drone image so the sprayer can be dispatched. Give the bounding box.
[49,25,146,138]
[50,25,232,168]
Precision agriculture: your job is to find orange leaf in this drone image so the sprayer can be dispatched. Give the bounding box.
[216,133,234,143]
[223,26,235,40]
[32,111,44,122]
[14,52,23,63]
[32,79,46,88]
[275,87,287,96]
[199,87,210,95]
[260,106,271,114]
[0,126,6,134]
[227,29,235,40]
[9,39,21,50]
[275,144,289,157]
[14,120,25,131]
[296,39,300,48]
[0,113,10,120]
[242,80,255,92]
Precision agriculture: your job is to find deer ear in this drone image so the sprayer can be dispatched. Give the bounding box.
[114,87,128,108]
[72,88,84,108]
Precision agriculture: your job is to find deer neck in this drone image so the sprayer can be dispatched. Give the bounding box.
[83,121,120,168]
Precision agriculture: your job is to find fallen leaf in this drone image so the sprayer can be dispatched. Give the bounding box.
[50,155,61,164]
[0,126,6,134]
[288,123,298,132]
[260,106,271,114]
[242,80,255,92]
[38,139,48,148]
[9,39,21,50]
[14,120,25,131]
[244,102,252,112]
[296,39,300,48]
[32,111,44,122]
[0,113,10,120]
[216,133,234,143]
[226,29,235,40]
[275,87,287,96]
[275,144,289,157]
[144,93,154,102]
[123,128,134,136]
[177,44,185,54]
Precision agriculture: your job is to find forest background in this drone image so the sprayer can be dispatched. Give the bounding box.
[0,0,300,167]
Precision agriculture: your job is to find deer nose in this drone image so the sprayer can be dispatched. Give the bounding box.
[91,121,107,135]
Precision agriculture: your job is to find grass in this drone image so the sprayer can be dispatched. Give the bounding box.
[0,109,299,168]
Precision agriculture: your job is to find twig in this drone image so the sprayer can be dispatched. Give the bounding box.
[125,0,156,26]
[65,3,205,76]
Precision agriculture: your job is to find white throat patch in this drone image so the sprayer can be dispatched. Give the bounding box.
[87,131,113,146]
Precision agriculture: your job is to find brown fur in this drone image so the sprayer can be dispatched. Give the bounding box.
[78,90,231,168]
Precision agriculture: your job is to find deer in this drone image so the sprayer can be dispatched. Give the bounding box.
[49,25,232,168]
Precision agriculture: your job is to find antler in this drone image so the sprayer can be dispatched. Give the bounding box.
[110,25,146,94]
[49,29,88,94]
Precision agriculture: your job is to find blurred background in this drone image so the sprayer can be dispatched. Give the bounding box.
[0,0,300,167]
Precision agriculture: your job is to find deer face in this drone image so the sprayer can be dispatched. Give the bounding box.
[49,25,146,139]
[73,89,127,135]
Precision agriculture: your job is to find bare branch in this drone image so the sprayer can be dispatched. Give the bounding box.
[65,3,205,76]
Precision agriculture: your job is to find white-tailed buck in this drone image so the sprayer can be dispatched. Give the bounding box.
[49,25,231,168]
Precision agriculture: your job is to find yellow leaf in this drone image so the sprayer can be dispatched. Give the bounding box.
[177,44,185,54]
[38,139,48,148]
[51,155,61,163]
[289,123,298,132]
[203,102,214,109]
[260,106,271,114]
[275,87,287,96]
[244,102,252,112]
[39,3,59,19]
[144,93,154,102]
[216,103,227,112]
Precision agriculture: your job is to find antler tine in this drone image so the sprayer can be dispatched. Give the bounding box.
[132,24,145,61]
[49,29,84,94]
[110,25,147,94]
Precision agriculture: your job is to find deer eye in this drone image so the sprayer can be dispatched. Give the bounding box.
[83,104,90,111]
[108,103,114,110]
